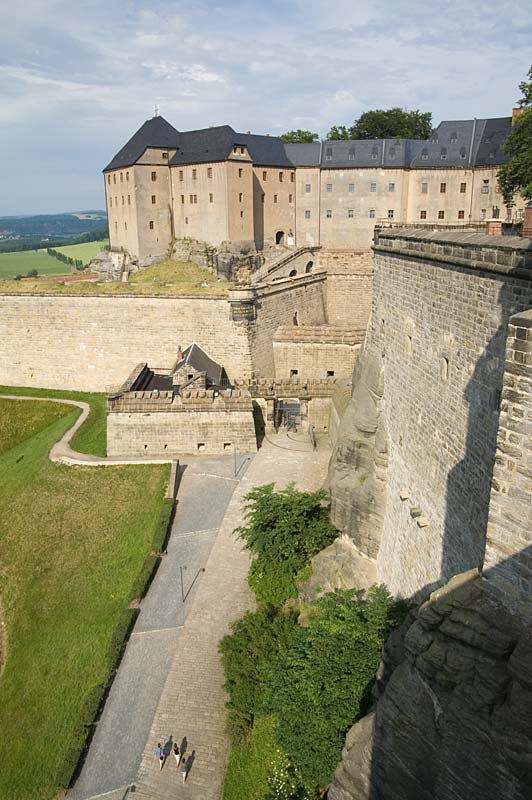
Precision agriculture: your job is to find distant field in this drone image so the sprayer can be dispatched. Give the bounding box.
[0,240,108,279]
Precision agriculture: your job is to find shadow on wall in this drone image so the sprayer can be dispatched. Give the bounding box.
[328,299,532,800]
[253,173,264,252]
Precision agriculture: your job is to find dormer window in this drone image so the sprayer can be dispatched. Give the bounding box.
[348,147,356,160]
[371,146,378,159]
[162,152,168,159]
[389,146,396,159]
[450,132,457,144]
[240,146,245,154]
[325,147,333,160]
[233,147,237,154]
[440,147,447,160]
[459,147,467,159]
[421,148,428,160]
[431,134,438,143]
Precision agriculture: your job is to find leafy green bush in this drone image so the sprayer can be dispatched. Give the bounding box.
[152,497,174,552]
[258,586,404,787]
[129,554,160,602]
[236,484,337,606]
[219,606,298,742]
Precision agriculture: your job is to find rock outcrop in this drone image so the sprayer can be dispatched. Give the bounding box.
[297,535,376,601]
[328,569,532,800]
[328,350,387,559]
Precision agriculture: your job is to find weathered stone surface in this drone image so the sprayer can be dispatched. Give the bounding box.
[171,237,265,281]
[328,351,387,559]
[327,572,532,800]
[297,534,376,601]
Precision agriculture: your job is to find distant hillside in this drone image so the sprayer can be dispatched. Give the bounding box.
[0,211,107,241]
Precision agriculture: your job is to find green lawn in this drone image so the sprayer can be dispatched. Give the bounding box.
[0,398,169,800]
[0,386,107,456]
[0,240,108,279]
[223,717,280,800]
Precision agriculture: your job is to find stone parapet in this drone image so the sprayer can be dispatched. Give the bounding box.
[273,325,365,345]
[108,386,253,414]
[374,227,532,277]
[234,376,338,399]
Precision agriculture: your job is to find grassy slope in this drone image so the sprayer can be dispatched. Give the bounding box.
[0,259,231,296]
[0,249,71,279]
[0,399,169,800]
[223,717,283,800]
[0,386,107,456]
[54,239,108,264]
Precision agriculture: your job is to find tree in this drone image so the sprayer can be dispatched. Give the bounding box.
[327,108,432,141]
[498,65,532,205]
[280,130,319,143]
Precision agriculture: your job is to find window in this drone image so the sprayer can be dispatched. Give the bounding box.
[370,182,377,192]
[151,171,156,181]
[481,208,487,219]
[290,172,295,182]
[289,193,293,203]
[488,151,495,159]
[421,182,428,194]
[325,147,332,160]
[179,170,184,181]
[274,194,278,204]
[120,172,123,182]
[107,175,111,185]
[181,195,185,204]
[389,145,396,159]
[114,221,117,231]
[420,210,427,219]
[406,335,413,354]
[115,197,118,206]
[371,146,378,159]
[348,209,354,218]
[496,183,502,194]
[240,146,245,154]
[440,147,447,160]
[389,182,395,192]
[233,146,237,154]
[149,221,154,230]
[305,209,311,219]
[240,210,244,218]
[279,171,284,182]
[239,168,243,178]
[193,194,197,204]
[327,370,335,377]
[162,152,168,160]
[482,179,489,194]
[460,182,467,193]
[326,183,332,192]
[450,132,457,144]
[127,195,131,205]
[440,183,446,193]
[458,210,465,219]
[126,171,129,182]
[290,369,298,377]
[109,197,112,207]
[440,357,449,380]
[239,192,243,202]
[189,194,193,203]
[492,206,500,219]
[185,216,188,224]
[209,193,213,203]
[348,183,355,193]
[207,167,213,178]
[261,194,265,204]
[113,174,116,184]
[421,148,428,160]
[263,170,267,180]
[348,147,355,160]
[438,210,445,219]
[388,209,394,219]
[369,209,376,218]
[151,195,156,204]
[121,196,124,205]
[305,183,311,193]
[124,221,127,231]
[326,209,332,218]
[192,169,197,180]
[459,147,467,159]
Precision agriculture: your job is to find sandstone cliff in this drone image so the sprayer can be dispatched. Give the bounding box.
[328,569,532,800]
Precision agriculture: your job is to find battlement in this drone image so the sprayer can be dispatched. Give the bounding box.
[107,384,253,413]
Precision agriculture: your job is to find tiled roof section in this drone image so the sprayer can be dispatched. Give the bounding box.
[283,142,322,167]
[239,133,294,167]
[169,127,294,167]
[103,116,180,172]
[172,343,224,385]
[474,117,512,166]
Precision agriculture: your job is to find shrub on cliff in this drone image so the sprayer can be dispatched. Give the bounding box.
[236,484,337,606]
[259,586,403,788]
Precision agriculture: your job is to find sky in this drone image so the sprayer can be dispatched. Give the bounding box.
[0,0,530,215]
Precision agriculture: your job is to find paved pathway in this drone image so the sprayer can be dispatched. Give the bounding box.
[68,454,252,800]
[130,436,331,800]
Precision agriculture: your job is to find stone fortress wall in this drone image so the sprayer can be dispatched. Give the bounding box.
[329,228,532,598]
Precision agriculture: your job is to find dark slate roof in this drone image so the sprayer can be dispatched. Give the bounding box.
[283,142,321,167]
[172,343,223,386]
[104,116,180,171]
[105,115,512,172]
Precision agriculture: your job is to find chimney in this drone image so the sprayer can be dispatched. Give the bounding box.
[246,130,251,134]
[177,345,183,362]
[512,107,522,126]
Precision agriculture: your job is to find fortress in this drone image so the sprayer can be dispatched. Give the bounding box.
[104,113,526,261]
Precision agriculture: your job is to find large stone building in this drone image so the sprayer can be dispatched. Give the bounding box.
[104,114,526,260]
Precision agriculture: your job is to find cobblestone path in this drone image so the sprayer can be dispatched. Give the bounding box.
[131,437,331,800]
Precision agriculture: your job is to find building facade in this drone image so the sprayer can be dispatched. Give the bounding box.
[103,115,526,261]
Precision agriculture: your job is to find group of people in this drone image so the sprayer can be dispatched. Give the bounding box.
[155,738,191,783]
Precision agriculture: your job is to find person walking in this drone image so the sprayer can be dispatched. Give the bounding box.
[155,742,164,770]
[173,741,181,769]
[179,755,188,783]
